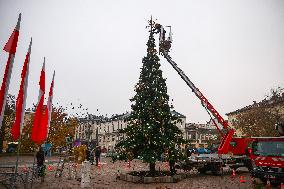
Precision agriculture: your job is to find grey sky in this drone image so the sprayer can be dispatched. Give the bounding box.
[0,0,284,122]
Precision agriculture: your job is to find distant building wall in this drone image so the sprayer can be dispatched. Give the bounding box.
[76,111,186,151]
[185,123,219,148]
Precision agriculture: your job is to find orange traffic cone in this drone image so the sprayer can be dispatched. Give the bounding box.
[48,165,53,171]
[239,175,245,183]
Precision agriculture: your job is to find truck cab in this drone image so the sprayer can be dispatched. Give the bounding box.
[249,137,284,186]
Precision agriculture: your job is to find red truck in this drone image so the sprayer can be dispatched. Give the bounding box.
[248,137,284,186]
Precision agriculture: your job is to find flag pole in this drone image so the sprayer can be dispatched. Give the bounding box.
[13,37,32,187]
[30,148,36,189]
[31,58,46,187]
[31,59,45,144]
[45,71,55,153]
[12,135,22,187]
[41,70,55,183]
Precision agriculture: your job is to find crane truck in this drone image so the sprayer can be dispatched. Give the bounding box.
[153,23,284,185]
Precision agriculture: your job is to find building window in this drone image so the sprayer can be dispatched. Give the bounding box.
[188,134,192,139]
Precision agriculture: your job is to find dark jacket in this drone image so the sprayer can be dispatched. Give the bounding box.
[86,149,91,161]
[95,148,101,157]
[36,150,45,166]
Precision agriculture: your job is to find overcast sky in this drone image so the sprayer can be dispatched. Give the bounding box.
[0,0,283,123]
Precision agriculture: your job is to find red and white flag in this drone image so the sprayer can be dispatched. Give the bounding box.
[43,71,55,139]
[11,38,32,141]
[31,60,45,144]
[0,13,21,129]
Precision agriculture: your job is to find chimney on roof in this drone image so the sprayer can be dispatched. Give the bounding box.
[253,101,256,104]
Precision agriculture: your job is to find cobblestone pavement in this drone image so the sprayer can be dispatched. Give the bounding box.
[0,155,275,189]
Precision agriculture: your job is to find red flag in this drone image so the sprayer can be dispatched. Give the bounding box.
[39,105,48,143]
[3,14,20,54]
[11,39,32,141]
[31,60,45,144]
[43,71,55,139]
[0,13,21,129]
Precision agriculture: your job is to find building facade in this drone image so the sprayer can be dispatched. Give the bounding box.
[75,111,186,151]
[184,121,219,148]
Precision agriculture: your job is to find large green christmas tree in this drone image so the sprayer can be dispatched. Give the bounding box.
[116,19,185,173]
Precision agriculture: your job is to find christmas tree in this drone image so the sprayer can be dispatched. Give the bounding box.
[116,19,185,174]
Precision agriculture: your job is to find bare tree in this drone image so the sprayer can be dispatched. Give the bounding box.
[234,87,284,137]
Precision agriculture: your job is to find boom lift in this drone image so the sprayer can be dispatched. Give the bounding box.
[154,23,244,156]
[153,23,284,184]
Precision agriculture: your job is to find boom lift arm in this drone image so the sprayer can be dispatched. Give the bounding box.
[155,24,234,154]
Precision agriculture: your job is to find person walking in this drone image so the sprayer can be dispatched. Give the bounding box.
[95,146,101,166]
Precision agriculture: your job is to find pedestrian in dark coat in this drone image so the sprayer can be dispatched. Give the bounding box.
[86,148,91,161]
[95,146,101,166]
[36,147,46,182]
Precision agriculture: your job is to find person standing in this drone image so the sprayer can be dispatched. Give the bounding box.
[95,146,101,166]
[36,147,46,182]
[168,149,176,176]
[86,147,91,161]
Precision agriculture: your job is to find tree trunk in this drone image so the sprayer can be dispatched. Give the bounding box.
[149,163,155,173]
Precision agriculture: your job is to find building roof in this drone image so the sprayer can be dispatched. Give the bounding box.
[110,112,131,120]
[78,114,108,123]
[78,110,186,123]
[185,122,221,131]
[226,94,284,116]
[171,110,186,118]
[185,123,219,135]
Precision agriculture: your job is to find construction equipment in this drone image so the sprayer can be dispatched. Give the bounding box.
[154,23,243,155]
[154,23,284,183]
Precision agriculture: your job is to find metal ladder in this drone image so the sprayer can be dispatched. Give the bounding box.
[55,155,67,178]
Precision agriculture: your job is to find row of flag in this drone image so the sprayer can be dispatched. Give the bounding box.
[0,13,55,144]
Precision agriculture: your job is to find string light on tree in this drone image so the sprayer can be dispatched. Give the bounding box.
[116,17,185,174]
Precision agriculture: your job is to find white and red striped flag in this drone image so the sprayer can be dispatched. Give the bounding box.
[0,13,21,129]
[11,38,32,141]
[43,71,55,139]
[31,59,45,144]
